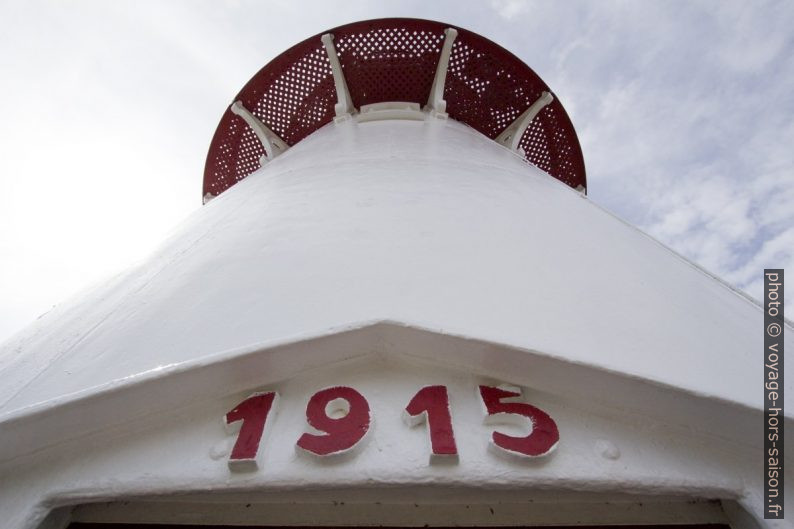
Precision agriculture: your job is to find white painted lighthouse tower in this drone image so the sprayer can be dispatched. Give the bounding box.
[0,17,790,529]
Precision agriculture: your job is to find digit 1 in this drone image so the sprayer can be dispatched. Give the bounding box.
[224,391,279,471]
[403,385,458,463]
[478,385,559,457]
[296,386,371,457]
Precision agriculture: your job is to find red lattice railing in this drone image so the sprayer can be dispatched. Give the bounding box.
[204,18,586,201]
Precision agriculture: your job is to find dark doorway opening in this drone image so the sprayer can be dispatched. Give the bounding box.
[67,523,731,529]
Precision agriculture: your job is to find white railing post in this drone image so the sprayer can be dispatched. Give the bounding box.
[495,91,554,153]
[425,28,458,118]
[230,101,289,166]
[321,34,356,122]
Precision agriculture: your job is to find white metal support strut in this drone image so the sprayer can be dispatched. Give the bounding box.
[495,91,554,153]
[230,101,289,166]
[425,28,458,118]
[321,34,355,122]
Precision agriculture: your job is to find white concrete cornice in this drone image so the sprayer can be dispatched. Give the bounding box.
[0,320,778,464]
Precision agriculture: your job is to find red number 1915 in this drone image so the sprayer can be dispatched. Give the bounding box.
[224,383,557,470]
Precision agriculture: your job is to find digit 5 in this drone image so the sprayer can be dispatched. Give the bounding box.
[478,385,558,457]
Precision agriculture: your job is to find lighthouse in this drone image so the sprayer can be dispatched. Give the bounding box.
[0,17,789,529]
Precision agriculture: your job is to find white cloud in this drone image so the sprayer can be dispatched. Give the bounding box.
[489,0,530,20]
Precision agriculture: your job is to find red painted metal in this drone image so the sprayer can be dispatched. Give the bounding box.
[203,18,586,201]
[225,391,278,467]
[404,385,458,457]
[296,386,371,456]
[479,385,559,457]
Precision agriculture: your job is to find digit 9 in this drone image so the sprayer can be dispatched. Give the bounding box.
[296,386,371,457]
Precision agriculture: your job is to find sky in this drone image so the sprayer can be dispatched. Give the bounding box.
[0,0,792,343]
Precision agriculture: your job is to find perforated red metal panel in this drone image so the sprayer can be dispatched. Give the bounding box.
[204,18,586,201]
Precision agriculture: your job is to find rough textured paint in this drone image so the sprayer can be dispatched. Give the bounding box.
[0,120,789,528]
[0,119,787,419]
[0,353,783,528]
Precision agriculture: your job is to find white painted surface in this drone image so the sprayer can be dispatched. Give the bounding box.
[0,117,790,527]
[357,102,426,122]
[0,118,788,417]
[0,355,776,527]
